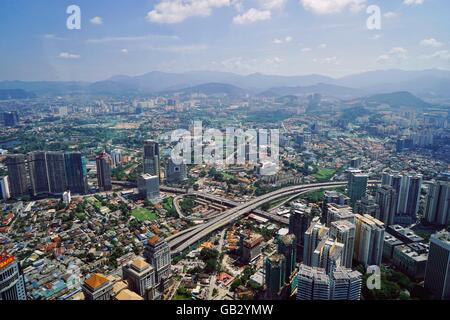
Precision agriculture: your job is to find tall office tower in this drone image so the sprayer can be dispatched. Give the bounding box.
[0,253,27,300]
[165,158,187,184]
[396,173,423,225]
[64,153,88,194]
[278,234,297,282]
[122,258,156,299]
[143,140,160,178]
[326,203,355,227]
[82,273,113,300]
[350,157,362,169]
[5,154,29,198]
[289,204,313,261]
[425,175,450,226]
[330,267,362,300]
[265,254,286,299]
[311,238,344,274]
[45,152,67,194]
[376,185,398,226]
[354,214,385,267]
[110,149,123,168]
[96,152,112,192]
[0,176,10,201]
[347,170,368,207]
[424,230,450,300]
[297,265,330,300]
[303,217,329,266]
[27,151,49,196]
[3,111,19,127]
[144,236,171,287]
[137,174,160,200]
[330,220,355,268]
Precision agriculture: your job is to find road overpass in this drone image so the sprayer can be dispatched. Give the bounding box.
[169,180,380,255]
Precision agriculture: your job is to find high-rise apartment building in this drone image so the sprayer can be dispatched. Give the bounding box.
[5,154,29,198]
[65,152,88,194]
[425,175,450,226]
[376,185,398,226]
[330,220,355,268]
[45,152,67,195]
[288,203,313,261]
[28,151,49,196]
[303,217,329,266]
[424,230,450,300]
[0,176,10,201]
[354,214,385,267]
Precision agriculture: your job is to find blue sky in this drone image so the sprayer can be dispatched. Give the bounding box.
[0,0,449,81]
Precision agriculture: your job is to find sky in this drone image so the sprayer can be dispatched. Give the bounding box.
[0,0,449,81]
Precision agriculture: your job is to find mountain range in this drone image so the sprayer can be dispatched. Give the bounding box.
[1,69,450,99]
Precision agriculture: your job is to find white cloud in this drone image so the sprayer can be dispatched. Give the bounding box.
[403,0,424,6]
[376,47,408,63]
[42,34,65,41]
[146,0,231,24]
[318,43,327,49]
[383,11,398,19]
[90,16,104,25]
[370,34,382,40]
[420,38,444,48]
[233,8,271,24]
[259,0,286,10]
[273,36,292,44]
[87,34,179,44]
[421,50,450,61]
[301,47,312,52]
[121,48,129,54]
[322,56,338,64]
[266,57,283,64]
[58,52,80,59]
[300,0,366,15]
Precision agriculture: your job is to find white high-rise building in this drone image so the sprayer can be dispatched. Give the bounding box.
[354,214,385,267]
[425,176,450,226]
[0,176,10,200]
[330,220,355,268]
[137,174,160,200]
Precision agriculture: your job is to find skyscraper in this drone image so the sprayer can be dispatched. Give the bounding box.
[376,185,398,226]
[3,111,19,127]
[330,267,362,300]
[144,235,171,289]
[110,149,123,168]
[0,253,27,300]
[46,152,67,195]
[65,152,88,194]
[165,157,187,184]
[5,154,29,198]
[326,203,355,227]
[0,176,10,201]
[122,258,156,299]
[396,173,423,225]
[425,175,450,226]
[424,230,450,300]
[347,170,368,207]
[137,174,160,200]
[143,140,160,179]
[265,254,286,299]
[96,152,112,192]
[28,151,49,196]
[330,220,355,268]
[354,214,385,267]
[277,234,297,283]
[288,204,313,261]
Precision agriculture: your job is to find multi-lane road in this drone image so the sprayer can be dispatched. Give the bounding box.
[168,180,380,255]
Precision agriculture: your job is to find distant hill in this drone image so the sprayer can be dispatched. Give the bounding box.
[165,82,249,97]
[0,89,36,100]
[259,83,363,98]
[364,91,430,108]
[1,69,450,99]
